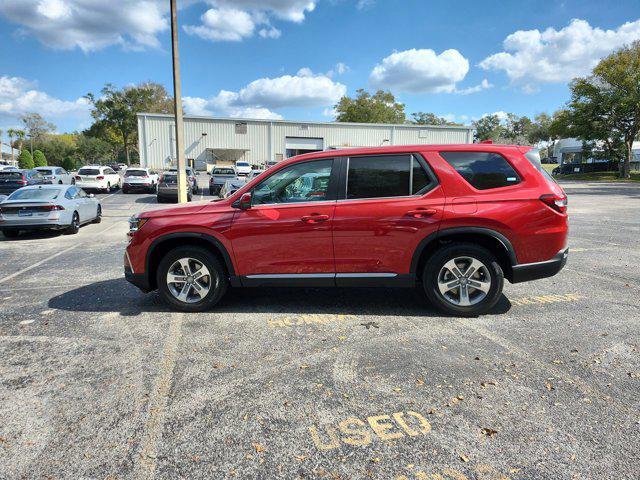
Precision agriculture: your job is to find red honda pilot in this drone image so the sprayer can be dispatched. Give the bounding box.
[124,145,568,316]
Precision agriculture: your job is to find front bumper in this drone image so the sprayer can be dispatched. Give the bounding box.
[511,248,568,283]
[125,266,152,292]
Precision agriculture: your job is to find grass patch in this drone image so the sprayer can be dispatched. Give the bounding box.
[542,164,557,174]
[554,171,640,182]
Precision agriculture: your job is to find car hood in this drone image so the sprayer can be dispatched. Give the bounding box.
[140,199,229,218]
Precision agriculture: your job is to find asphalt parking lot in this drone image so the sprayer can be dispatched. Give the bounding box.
[0,179,639,480]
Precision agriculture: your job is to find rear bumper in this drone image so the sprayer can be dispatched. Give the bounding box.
[1,223,66,232]
[511,248,568,283]
[125,266,151,292]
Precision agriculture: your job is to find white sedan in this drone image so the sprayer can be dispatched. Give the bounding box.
[75,165,121,192]
[35,166,75,185]
[0,185,101,238]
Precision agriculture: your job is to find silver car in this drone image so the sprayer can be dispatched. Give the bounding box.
[0,185,101,238]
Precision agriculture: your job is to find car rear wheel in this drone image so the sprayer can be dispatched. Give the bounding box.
[157,246,228,312]
[93,205,102,223]
[65,212,80,235]
[105,182,111,193]
[423,243,503,317]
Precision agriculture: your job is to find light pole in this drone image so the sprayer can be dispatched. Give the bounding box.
[170,0,188,203]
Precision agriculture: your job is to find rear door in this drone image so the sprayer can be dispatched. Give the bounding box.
[332,154,445,280]
[229,158,338,281]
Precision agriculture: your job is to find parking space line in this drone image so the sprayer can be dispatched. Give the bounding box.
[133,313,184,480]
[0,222,120,286]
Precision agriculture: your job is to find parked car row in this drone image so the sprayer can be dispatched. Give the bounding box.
[0,184,101,238]
[209,166,266,197]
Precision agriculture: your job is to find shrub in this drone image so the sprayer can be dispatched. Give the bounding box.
[18,150,34,169]
[33,149,47,167]
[62,157,76,172]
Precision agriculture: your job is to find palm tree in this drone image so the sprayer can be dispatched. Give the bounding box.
[7,128,17,163]
[14,130,26,153]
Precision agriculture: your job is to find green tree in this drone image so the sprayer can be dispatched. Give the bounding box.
[33,149,47,167]
[20,113,55,154]
[7,128,19,163]
[562,41,640,178]
[62,156,76,171]
[411,112,461,126]
[473,114,504,142]
[335,89,406,124]
[75,134,113,164]
[18,149,34,169]
[37,135,77,166]
[85,82,173,165]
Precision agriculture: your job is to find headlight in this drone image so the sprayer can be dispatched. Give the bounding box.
[128,215,148,234]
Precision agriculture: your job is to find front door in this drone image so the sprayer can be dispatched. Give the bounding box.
[229,158,338,285]
[332,154,445,281]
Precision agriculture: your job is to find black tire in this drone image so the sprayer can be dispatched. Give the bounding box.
[71,179,76,185]
[187,194,192,202]
[122,187,129,194]
[105,182,111,193]
[422,243,504,317]
[157,246,228,312]
[209,188,214,196]
[58,180,63,184]
[2,230,20,238]
[65,212,80,235]
[93,205,102,223]
[157,196,164,204]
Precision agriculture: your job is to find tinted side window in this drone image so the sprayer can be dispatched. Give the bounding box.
[253,160,333,205]
[347,155,434,199]
[440,152,520,190]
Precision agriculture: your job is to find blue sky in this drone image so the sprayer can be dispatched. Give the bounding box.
[1,0,639,133]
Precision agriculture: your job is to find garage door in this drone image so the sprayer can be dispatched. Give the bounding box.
[285,137,324,151]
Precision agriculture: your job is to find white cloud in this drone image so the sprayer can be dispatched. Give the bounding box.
[370,48,469,93]
[0,76,90,123]
[183,68,345,119]
[456,78,493,95]
[184,8,256,42]
[326,62,349,78]
[356,0,375,10]
[184,0,316,42]
[0,0,168,51]
[237,69,347,108]
[480,18,640,89]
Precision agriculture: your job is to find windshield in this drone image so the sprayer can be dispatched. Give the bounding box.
[125,170,147,177]
[162,174,177,183]
[213,168,235,175]
[37,169,53,175]
[78,168,100,175]
[8,188,61,200]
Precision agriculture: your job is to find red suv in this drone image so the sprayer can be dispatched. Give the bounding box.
[125,145,568,316]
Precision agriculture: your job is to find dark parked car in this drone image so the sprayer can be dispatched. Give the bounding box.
[0,169,45,196]
[157,172,193,203]
[168,167,199,193]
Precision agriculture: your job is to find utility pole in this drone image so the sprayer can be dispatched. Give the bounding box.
[170,0,188,203]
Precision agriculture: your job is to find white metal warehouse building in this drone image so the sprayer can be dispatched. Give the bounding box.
[137,113,475,171]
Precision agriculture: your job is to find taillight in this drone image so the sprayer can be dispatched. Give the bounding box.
[540,194,568,214]
[96,175,105,180]
[42,205,65,211]
[19,175,27,185]
[75,175,81,180]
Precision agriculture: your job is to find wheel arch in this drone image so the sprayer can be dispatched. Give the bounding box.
[146,233,236,290]
[411,227,517,282]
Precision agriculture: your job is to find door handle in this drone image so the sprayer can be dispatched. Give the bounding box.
[301,214,330,223]
[406,208,438,218]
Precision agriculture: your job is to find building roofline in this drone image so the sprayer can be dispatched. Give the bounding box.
[137,112,475,131]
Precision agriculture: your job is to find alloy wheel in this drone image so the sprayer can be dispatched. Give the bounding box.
[166,257,216,304]
[437,256,492,307]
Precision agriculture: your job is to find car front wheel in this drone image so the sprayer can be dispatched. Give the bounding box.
[157,246,228,312]
[422,243,504,317]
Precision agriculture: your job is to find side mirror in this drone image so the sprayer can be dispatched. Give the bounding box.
[238,192,252,210]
